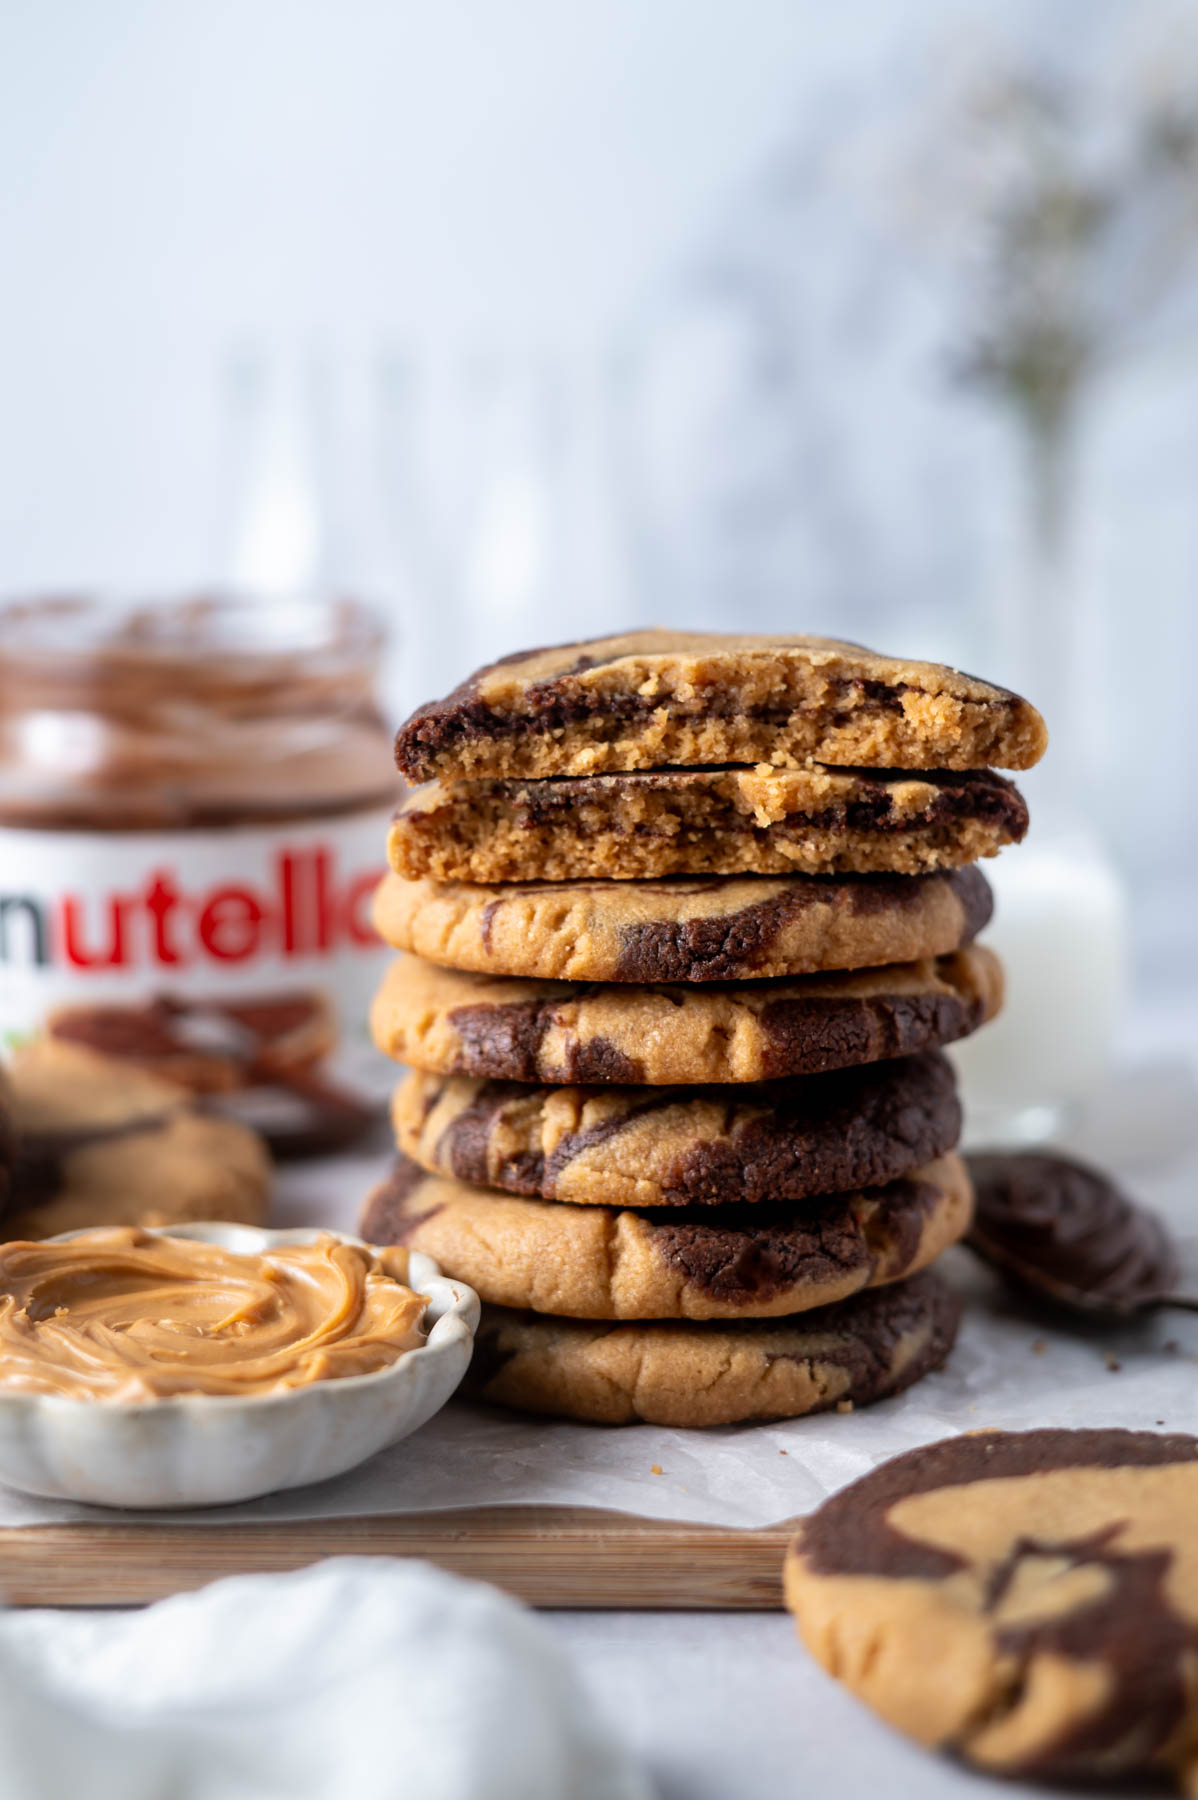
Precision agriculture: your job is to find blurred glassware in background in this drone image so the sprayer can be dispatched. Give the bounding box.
[951,826,1130,1145]
[435,348,636,680]
[613,270,810,629]
[215,344,439,719]
[215,343,634,717]
[370,349,449,720]
[449,352,563,663]
[901,26,1198,1138]
[611,14,1198,1139]
[220,347,332,598]
[899,27,1198,789]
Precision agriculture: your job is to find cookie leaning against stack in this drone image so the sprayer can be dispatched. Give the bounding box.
[364,630,1045,1427]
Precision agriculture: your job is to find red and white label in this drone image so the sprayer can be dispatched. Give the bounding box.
[0,809,394,1060]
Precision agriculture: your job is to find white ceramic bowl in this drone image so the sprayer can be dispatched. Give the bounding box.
[0,1223,480,1509]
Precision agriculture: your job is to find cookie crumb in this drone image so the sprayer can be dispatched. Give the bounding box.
[650,1464,663,1476]
[1104,1353,1122,1373]
[1031,1339,1047,1355]
[779,1449,788,1456]
[836,1400,854,1414]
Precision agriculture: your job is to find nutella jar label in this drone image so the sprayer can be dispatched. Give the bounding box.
[0,805,395,1151]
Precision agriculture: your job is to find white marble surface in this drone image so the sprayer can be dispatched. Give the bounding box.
[545,1606,1168,1800]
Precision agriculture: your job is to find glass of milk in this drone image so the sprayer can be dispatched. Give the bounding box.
[951,818,1130,1146]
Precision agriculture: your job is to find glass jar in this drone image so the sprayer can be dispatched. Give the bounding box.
[0,594,399,1154]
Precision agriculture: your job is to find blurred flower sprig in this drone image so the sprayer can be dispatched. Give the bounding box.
[898,24,1198,547]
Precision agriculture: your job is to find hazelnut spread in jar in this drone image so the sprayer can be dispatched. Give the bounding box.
[0,596,399,1152]
[0,1228,426,1399]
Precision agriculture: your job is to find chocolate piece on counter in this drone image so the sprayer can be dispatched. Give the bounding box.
[965,1150,1182,1319]
[785,1428,1198,1788]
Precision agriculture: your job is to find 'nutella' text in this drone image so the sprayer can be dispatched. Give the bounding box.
[0,846,383,972]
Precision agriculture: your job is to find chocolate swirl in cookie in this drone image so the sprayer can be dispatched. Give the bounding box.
[786,1429,1198,1789]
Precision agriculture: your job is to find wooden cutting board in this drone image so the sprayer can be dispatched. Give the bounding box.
[0,1507,799,1608]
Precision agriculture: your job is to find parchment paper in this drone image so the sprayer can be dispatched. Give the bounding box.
[1,1059,1194,1531]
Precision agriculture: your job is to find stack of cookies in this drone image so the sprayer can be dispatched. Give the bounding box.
[364,631,1046,1427]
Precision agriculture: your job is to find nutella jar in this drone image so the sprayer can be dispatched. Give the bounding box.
[0,595,399,1154]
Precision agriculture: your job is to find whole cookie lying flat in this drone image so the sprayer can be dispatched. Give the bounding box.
[361,1152,972,1321]
[463,1269,962,1425]
[371,947,1003,1085]
[394,1051,961,1207]
[372,865,992,983]
[43,991,374,1156]
[784,1429,1198,1790]
[2,1039,271,1241]
[395,630,1048,783]
[389,766,1028,884]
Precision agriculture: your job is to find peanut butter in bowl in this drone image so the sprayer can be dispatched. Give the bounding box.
[0,1227,428,1402]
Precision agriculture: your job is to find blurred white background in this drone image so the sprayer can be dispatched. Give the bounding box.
[1,0,1196,1012]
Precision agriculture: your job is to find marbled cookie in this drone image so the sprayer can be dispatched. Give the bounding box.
[371,947,1003,1085]
[372,865,992,984]
[2,1039,271,1240]
[394,1051,960,1207]
[395,630,1048,783]
[784,1429,1198,1791]
[389,765,1027,884]
[362,1151,972,1321]
[463,1269,962,1425]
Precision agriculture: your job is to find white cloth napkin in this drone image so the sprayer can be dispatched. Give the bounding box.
[0,1558,652,1800]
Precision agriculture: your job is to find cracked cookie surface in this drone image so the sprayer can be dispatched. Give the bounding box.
[393,1051,960,1206]
[461,1268,962,1425]
[371,946,1003,1085]
[361,1150,971,1321]
[373,865,992,984]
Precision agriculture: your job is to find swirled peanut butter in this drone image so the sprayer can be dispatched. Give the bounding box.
[0,1228,427,1400]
